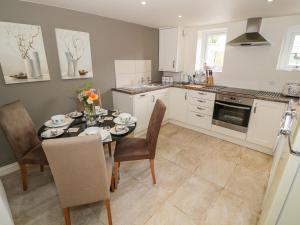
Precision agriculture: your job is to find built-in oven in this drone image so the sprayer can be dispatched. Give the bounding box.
[212,94,254,133]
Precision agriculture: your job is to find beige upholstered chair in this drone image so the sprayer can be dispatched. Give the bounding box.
[0,100,48,191]
[42,135,114,225]
[114,100,166,189]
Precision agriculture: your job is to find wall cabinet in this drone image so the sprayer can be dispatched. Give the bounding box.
[159,27,184,72]
[169,88,188,123]
[246,100,287,150]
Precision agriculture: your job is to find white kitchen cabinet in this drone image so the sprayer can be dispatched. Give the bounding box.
[113,89,170,133]
[133,93,151,132]
[246,100,287,150]
[169,87,188,123]
[148,89,169,122]
[159,27,184,72]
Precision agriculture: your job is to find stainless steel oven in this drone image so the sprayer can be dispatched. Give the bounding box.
[212,94,254,133]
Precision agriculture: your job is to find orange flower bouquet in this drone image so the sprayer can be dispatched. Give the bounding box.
[78,83,99,126]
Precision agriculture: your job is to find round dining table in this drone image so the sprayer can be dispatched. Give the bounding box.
[38,110,136,143]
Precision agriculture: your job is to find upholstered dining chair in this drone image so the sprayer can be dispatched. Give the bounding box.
[0,100,48,191]
[42,135,114,225]
[113,99,166,189]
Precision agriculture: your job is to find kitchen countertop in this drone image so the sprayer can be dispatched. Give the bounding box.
[112,83,297,103]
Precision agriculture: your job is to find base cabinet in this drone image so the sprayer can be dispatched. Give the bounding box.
[246,100,287,150]
[169,88,188,123]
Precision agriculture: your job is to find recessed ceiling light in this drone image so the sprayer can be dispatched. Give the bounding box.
[178,15,183,18]
[267,0,273,2]
[141,1,147,5]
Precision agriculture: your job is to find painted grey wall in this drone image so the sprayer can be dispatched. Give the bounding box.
[0,0,160,167]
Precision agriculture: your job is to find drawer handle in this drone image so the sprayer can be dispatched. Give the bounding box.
[197,100,205,103]
[198,92,206,95]
[196,114,204,118]
[197,107,204,110]
[140,94,146,97]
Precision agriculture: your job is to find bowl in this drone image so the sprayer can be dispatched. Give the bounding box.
[119,113,131,123]
[51,115,65,125]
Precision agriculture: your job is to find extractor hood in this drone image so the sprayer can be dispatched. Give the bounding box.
[227,18,270,46]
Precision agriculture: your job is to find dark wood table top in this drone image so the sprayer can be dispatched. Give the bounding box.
[38,110,136,143]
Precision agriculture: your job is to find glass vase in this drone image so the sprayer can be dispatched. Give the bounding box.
[85,104,97,126]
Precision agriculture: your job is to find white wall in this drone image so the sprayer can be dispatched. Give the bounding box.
[183,15,300,92]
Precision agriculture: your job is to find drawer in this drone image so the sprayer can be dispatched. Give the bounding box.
[188,90,215,101]
[187,112,212,130]
[188,104,213,115]
[189,97,215,108]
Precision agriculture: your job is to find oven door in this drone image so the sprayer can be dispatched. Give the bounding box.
[213,101,252,133]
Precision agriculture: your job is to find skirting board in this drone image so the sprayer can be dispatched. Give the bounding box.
[0,162,19,177]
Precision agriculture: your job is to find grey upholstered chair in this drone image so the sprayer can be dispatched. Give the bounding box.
[42,135,114,225]
[0,100,48,191]
[113,99,166,189]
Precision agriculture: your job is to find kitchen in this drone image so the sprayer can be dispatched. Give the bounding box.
[0,0,300,225]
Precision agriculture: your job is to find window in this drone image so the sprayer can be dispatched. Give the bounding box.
[195,29,227,72]
[277,26,300,71]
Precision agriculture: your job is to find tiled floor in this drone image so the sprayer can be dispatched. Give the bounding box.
[1,123,272,225]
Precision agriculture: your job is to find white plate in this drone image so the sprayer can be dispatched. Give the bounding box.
[67,111,82,118]
[110,126,130,135]
[41,129,64,139]
[112,112,120,117]
[78,128,111,141]
[44,118,73,128]
[113,116,137,125]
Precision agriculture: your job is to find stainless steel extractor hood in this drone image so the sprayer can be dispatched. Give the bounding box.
[227,18,270,46]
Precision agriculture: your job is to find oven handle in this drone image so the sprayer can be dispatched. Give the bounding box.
[215,102,251,110]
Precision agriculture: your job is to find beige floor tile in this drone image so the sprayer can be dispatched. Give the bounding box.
[171,148,204,172]
[238,148,272,175]
[202,190,258,225]
[169,175,222,220]
[214,140,243,163]
[225,165,269,214]
[194,153,237,187]
[145,202,199,225]
[157,136,185,161]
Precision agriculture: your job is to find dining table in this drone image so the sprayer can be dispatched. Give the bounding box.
[38,110,136,143]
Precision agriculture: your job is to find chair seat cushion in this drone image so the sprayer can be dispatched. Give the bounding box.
[114,138,150,162]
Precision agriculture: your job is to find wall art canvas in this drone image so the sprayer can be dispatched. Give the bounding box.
[55,28,93,79]
[0,21,50,84]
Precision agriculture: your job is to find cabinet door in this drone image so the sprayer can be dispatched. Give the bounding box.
[169,88,187,123]
[148,89,169,121]
[246,100,286,149]
[133,93,150,132]
[159,28,178,71]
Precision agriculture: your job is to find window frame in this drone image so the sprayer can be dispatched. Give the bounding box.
[277,26,300,71]
[196,28,228,73]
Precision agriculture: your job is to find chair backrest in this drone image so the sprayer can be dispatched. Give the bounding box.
[42,135,110,208]
[0,100,40,161]
[146,99,166,159]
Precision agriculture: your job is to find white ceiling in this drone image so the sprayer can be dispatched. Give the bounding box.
[23,0,300,28]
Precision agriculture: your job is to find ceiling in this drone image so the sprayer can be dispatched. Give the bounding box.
[23,0,300,28]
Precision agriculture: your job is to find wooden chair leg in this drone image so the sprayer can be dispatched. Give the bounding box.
[105,199,113,225]
[114,162,119,189]
[19,163,28,191]
[150,159,156,184]
[110,174,115,192]
[118,162,120,168]
[63,208,71,225]
[108,143,112,157]
[40,165,44,172]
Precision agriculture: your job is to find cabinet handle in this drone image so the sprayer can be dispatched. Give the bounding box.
[185,92,187,100]
[197,100,205,103]
[196,114,204,118]
[140,94,146,97]
[198,92,206,95]
[197,107,204,110]
[253,106,257,114]
[152,95,155,102]
[172,60,175,69]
